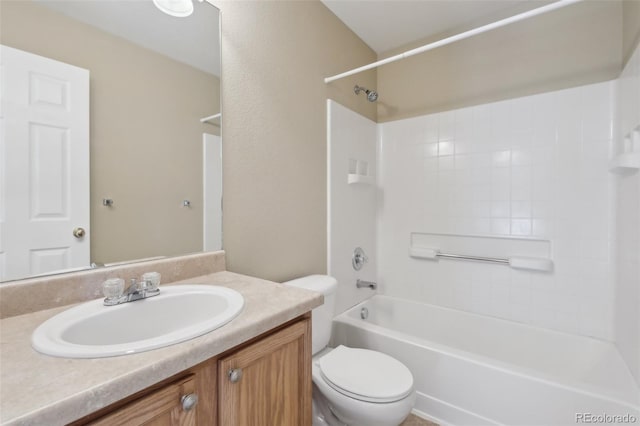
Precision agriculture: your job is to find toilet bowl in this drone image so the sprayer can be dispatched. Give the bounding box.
[284,275,415,426]
[312,346,416,426]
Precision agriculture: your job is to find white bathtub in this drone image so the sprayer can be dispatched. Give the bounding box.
[331,295,640,426]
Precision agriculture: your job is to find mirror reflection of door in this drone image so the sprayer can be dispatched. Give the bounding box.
[203,132,222,251]
[0,45,90,281]
[0,0,220,282]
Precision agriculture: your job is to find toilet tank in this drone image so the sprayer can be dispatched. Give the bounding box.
[283,275,337,355]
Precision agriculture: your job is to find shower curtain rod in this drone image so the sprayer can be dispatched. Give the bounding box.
[324,0,583,84]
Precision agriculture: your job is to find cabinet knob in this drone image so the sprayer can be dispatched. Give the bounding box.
[181,393,198,411]
[228,368,243,383]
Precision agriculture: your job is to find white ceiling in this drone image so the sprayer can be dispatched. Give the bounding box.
[34,0,558,75]
[34,0,220,76]
[321,0,552,54]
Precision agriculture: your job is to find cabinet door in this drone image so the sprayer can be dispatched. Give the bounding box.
[218,319,312,426]
[89,375,198,426]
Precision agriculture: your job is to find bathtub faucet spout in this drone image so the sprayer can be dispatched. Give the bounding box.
[356,279,377,290]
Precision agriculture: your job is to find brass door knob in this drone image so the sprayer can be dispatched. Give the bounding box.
[73,227,86,238]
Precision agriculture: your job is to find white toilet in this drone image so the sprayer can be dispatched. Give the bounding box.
[284,275,415,426]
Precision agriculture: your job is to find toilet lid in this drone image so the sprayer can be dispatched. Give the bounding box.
[317,345,413,403]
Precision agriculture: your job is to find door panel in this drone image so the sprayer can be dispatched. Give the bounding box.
[29,122,69,218]
[29,247,68,276]
[88,375,197,426]
[218,319,312,426]
[29,72,70,110]
[0,44,89,281]
[203,133,222,251]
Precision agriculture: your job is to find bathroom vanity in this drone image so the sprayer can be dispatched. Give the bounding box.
[72,316,311,425]
[0,252,322,425]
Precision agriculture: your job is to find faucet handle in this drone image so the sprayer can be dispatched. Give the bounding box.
[142,272,161,292]
[352,247,369,271]
[103,278,124,300]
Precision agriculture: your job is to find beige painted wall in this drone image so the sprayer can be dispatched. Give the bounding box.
[218,0,376,281]
[624,0,640,65]
[1,1,220,265]
[376,0,622,122]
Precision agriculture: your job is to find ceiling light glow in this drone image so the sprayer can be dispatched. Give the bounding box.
[152,0,194,18]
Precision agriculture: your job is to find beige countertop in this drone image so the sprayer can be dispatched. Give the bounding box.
[0,271,323,425]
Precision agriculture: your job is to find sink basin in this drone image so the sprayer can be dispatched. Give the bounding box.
[32,285,244,358]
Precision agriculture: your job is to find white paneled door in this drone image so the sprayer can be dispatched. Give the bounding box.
[0,45,90,281]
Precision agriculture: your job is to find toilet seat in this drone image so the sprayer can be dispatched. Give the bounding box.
[317,345,413,403]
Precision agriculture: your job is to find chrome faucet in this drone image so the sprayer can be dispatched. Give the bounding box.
[356,279,377,290]
[102,276,160,306]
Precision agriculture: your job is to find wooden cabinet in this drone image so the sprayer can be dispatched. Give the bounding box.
[75,316,311,426]
[218,317,311,426]
[88,375,198,426]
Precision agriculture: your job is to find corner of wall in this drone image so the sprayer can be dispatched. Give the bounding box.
[623,0,640,68]
[219,1,376,281]
[614,38,640,389]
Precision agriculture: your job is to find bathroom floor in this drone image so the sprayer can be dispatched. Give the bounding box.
[401,414,438,426]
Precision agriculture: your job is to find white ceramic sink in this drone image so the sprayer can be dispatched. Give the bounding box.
[32,285,244,358]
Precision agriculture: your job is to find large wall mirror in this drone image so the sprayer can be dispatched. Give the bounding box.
[0,0,221,282]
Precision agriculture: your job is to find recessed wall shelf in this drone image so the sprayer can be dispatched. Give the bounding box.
[609,152,640,172]
[348,158,374,185]
[409,232,553,273]
[610,127,640,173]
[347,174,374,185]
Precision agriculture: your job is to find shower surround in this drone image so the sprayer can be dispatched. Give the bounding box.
[377,80,615,341]
[327,47,640,422]
[615,43,640,388]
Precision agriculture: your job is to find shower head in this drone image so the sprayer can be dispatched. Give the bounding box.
[354,85,378,102]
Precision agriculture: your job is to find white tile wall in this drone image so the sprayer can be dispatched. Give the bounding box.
[378,81,615,340]
[328,100,378,315]
[615,43,640,386]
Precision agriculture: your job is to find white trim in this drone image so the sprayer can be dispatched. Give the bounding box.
[200,113,221,125]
